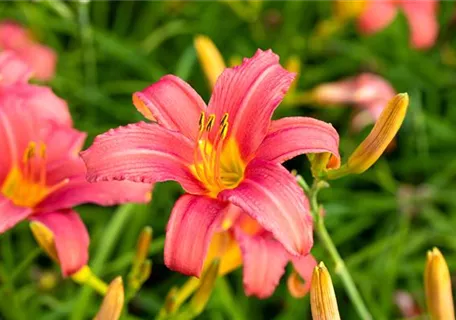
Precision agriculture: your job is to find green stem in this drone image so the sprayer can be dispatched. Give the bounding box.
[306,179,372,320]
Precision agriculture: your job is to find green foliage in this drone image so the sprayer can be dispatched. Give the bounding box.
[0,1,455,319]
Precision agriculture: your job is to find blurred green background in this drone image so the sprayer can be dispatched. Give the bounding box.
[0,1,456,319]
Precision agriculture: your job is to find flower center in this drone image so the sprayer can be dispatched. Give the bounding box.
[191,112,245,197]
[1,141,67,208]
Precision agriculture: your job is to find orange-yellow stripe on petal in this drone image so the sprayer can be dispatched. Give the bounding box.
[194,35,226,89]
[327,93,409,179]
[425,248,455,320]
[310,262,341,320]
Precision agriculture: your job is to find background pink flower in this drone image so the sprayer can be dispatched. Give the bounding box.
[0,21,57,81]
[358,0,439,49]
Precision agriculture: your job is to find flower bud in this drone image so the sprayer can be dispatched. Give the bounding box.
[310,262,341,320]
[334,0,367,21]
[94,277,124,320]
[190,259,220,315]
[30,221,58,263]
[425,248,455,320]
[194,35,226,89]
[327,93,409,179]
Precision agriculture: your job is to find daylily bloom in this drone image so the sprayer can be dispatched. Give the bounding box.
[205,212,317,298]
[81,49,340,278]
[0,92,152,276]
[312,73,396,132]
[0,21,57,81]
[357,0,439,49]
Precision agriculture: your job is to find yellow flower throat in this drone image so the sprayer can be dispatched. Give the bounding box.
[1,141,67,208]
[191,112,245,197]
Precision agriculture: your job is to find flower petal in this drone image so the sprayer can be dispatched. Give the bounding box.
[205,231,242,276]
[42,122,87,164]
[290,254,317,295]
[0,51,32,85]
[0,195,33,233]
[207,49,295,160]
[256,117,340,166]
[164,194,226,277]
[357,0,397,34]
[1,83,71,126]
[234,229,289,298]
[81,122,205,194]
[38,159,152,212]
[133,75,206,140]
[16,43,57,81]
[29,209,89,276]
[401,0,439,49]
[219,159,313,256]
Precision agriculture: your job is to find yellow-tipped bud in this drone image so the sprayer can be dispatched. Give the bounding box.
[285,55,301,94]
[425,248,455,320]
[327,93,409,180]
[194,35,226,89]
[94,277,124,320]
[190,259,220,315]
[135,226,152,266]
[30,221,58,263]
[311,262,341,320]
[72,266,108,295]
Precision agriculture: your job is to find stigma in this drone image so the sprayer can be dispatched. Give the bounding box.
[192,112,244,197]
[1,141,68,208]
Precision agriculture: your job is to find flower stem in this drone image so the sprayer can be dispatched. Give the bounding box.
[303,177,372,320]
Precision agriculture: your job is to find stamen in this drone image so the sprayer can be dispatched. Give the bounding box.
[198,112,205,133]
[205,114,216,132]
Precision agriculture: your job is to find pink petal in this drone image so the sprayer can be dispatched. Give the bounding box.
[0,21,30,49]
[30,210,89,276]
[81,122,205,194]
[255,117,340,166]
[234,229,289,298]
[219,159,313,256]
[0,51,32,85]
[358,0,397,34]
[206,49,295,160]
[401,0,439,49]
[38,158,152,212]
[290,254,317,295]
[1,83,72,126]
[313,77,359,105]
[16,43,56,81]
[0,195,33,233]
[133,75,206,141]
[164,194,226,277]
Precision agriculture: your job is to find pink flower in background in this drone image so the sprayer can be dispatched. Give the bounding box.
[0,21,57,81]
[0,90,152,276]
[81,49,340,278]
[0,51,71,126]
[357,0,439,49]
[313,73,396,131]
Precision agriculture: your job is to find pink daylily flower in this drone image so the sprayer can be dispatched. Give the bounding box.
[81,49,340,277]
[313,73,396,131]
[357,0,439,49]
[0,92,152,276]
[228,211,316,298]
[0,21,57,81]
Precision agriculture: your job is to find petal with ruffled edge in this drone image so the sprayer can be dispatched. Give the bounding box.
[81,122,205,194]
[206,49,295,160]
[38,159,152,212]
[234,229,289,298]
[164,194,227,277]
[30,210,89,276]
[256,117,340,167]
[133,75,206,141]
[219,159,313,256]
[357,0,397,34]
[401,0,439,49]
[290,254,317,295]
[0,195,33,233]
[0,51,32,85]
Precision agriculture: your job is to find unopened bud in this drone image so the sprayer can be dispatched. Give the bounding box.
[334,0,367,21]
[190,259,220,315]
[310,262,341,320]
[425,248,455,320]
[194,35,226,89]
[30,221,58,263]
[94,277,124,320]
[327,93,409,179]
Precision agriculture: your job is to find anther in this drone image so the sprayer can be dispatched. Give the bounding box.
[23,142,36,163]
[220,123,228,140]
[206,114,216,132]
[198,112,206,133]
[220,113,229,125]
